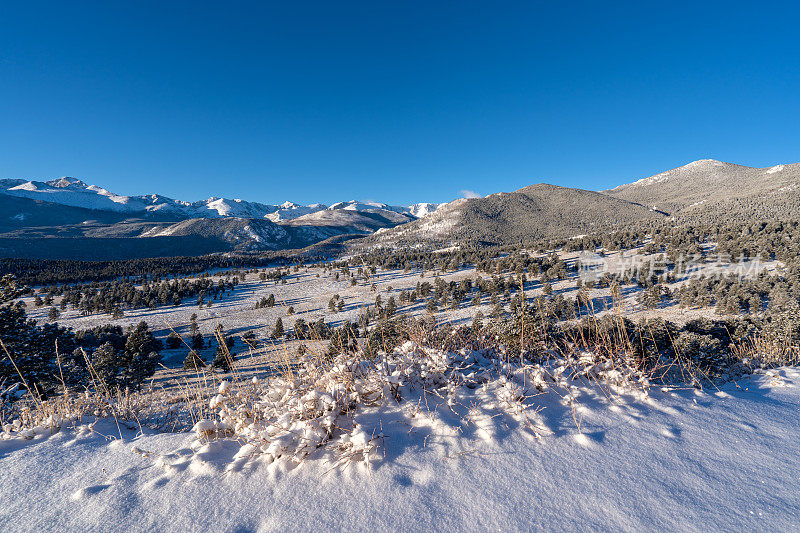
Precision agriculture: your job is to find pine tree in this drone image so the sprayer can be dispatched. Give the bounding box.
[293,318,308,340]
[426,299,438,314]
[191,333,205,350]
[183,351,206,371]
[90,342,120,388]
[211,351,232,372]
[542,282,553,296]
[166,331,182,349]
[121,322,162,388]
[271,317,284,339]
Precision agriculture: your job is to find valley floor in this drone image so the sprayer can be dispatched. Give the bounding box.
[16,249,782,397]
[2,367,798,532]
[24,247,770,354]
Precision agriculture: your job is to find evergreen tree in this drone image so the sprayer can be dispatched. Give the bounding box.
[271,317,284,339]
[211,351,232,372]
[90,342,120,388]
[293,318,308,340]
[166,331,182,349]
[426,299,438,314]
[183,351,206,371]
[191,333,205,350]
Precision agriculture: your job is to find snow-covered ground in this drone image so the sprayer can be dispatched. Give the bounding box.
[2,364,798,531]
[17,248,785,396]
[25,249,776,343]
[22,265,497,345]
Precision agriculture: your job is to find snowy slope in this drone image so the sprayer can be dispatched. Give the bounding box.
[285,207,415,232]
[605,159,800,215]
[408,202,441,217]
[4,178,154,213]
[264,202,327,222]
[2,365,798,531]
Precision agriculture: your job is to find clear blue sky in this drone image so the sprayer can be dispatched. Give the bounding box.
[1,1,798,205]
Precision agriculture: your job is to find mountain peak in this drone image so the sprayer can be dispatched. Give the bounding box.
[683,159,727,168]
[47,177,88,189]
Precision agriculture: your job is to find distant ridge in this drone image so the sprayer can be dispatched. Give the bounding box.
[0,177,441,258]
[0,176,439,221]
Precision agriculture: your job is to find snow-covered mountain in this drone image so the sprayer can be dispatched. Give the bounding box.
[365,184,660,248]
[264,202,327,222]
[605,159,800,216]
[0,177,440,222]
[0,176,442,259]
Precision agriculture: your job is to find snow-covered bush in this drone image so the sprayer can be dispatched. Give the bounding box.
[190,337,650,471]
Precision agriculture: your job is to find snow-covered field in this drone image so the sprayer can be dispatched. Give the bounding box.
[26,248,762,340]
[24,266,477,337]
[17,248,785,396]
[2,361,798,531]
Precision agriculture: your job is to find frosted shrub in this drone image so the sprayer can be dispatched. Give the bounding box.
[191,339,650,471]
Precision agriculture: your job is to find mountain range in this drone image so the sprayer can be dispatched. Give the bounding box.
[2,159,798,259]
[0,177,437,221]
[0,178,438,258]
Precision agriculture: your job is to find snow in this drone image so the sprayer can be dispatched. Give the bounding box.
[48,177,88,189]
[202,197,276,218]
[408,202,441,217]
[7,180,151,213]
[2,364,799,531]
[20,247,784,354]
[0,178,27,189]
[611,159,730,190]
[265,203,328,222]
[326,200,416,217]
[0,177,434,225]
[774,183,799,194]
[766,165,785,174]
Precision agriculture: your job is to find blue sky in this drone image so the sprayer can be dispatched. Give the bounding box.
[1,1,798,205]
